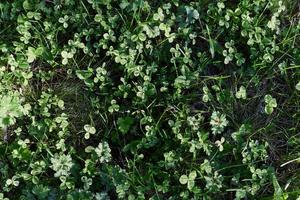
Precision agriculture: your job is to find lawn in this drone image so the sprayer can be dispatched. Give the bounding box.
[0,0,299,199]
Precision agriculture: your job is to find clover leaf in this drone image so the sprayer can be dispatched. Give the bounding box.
[185,6,199,24]
[61,50,74,65]
[264,95,277,115]
[236,86,247,99]
[84,125,96,140]
[179,171,197,190]
[153,8,164,21]
[26,47,44,63]
[108,100,120,113]
[58,15,69,28]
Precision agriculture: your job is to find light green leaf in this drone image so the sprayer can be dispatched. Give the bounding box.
[119,1,129,9]
[76,70,93,80]
[62,58,68,65]
[272,174,287,200]
[296,82,300,91]
[84,125,96,134]
[264,94,273,103]
[94,14,102,22]
[265,105,274,115]
[27,47,36,63]
[138,33,147,42]
[84,133,90,139]
[23,0,32,10]
[85,146,95,153]
[61,51,73,59]
[269,98,277,108]
[179,175,188,185]
[187,180,195,190]
[189,171,197,180]
[35,47,44,56]
[264,95,277,114]
[236,86,247,99]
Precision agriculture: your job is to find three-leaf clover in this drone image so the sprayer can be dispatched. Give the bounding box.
[5,176,19,187]
[264,95,277,115]
[27,12,41,20]
[61,50,74,65]
[236,86,247,99]
[84,125,96,139]
[108,100,120,113]
[58,15,69,28]
[27,47,44,63]
[215,137,225,152]
[153,8,164,21]
[179,171,197,190]
[185,6,199,24]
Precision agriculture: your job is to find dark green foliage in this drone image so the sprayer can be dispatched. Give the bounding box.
[0,0,299,199]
